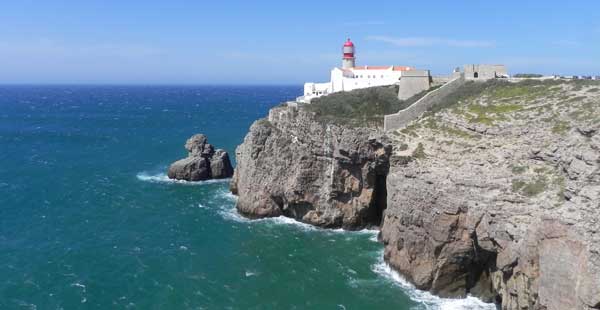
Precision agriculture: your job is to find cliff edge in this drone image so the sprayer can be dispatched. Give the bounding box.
[382,80,600,309]
[230,105,391,229]
[231,81,600,309]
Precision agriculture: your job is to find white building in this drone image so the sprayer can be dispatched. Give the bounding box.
[300,39,418,102]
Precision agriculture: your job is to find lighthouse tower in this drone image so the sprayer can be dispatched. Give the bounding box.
[342,38,355,69]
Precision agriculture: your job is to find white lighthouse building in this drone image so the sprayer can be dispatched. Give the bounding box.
[300,38,427,102]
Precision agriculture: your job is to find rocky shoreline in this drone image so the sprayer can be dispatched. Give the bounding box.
[230,80,600,309]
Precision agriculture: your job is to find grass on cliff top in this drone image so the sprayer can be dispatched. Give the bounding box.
[433,79,579,126]
[430,79,567,114]
[304,85,434,128]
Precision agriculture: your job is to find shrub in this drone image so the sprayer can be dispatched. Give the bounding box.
[304,85,433,128]
[513,73,543,78]
[511,165,528,174]
[512,176,548,197]
[412,143,426,159]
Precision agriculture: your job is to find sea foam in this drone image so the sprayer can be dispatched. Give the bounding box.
[136,172,230,185]
[371,253,497,310]
[215,189,379,238]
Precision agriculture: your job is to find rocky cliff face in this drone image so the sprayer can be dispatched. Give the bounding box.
[382,80,600,309]
[232,81,600,309]
[231,105,391,229]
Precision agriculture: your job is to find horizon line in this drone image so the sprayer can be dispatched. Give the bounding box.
[0,83,304,87]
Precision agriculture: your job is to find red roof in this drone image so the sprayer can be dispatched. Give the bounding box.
[343,38,354,47]
[351,66,413,71]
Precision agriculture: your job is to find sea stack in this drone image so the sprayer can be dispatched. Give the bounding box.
[168,134,233,181]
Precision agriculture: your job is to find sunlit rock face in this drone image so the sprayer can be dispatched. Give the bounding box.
[168,134,233,181]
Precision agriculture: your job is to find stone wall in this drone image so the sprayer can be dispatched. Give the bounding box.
[397,70,431,100]
[384,74,466,131]
[464,64,507,80]
[431,75,452,85]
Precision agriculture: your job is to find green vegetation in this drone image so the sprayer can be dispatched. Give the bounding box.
[553,175,566,203]
[569,101,599,121]
[422,116,438,129]
[399,122,420,137]
[304,78,598,130]
[571,79,600,91]
[464,103,522,125]
[469,103,522,114]
[551,120,570,134]
[513,73,543,78]
[442,125,477,139]
[512,176,548,197]
[429,81,494,114]
[490,81,561,101]
[429,79,560,116]
[511,165,528,174]
[412,143,426,159]
[256,118,275,129]
[304,85,433,128]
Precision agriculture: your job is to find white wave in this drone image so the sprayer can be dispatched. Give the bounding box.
[217,208,250,223]
[217,204,380,238]
[217,190,238,201]
[213,188,380,236]
[136,172,231,185]
[371,255,497,310]
[71,282,86,292]
[245,270,260,277]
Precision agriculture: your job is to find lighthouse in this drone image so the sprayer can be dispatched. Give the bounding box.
[342,38,355,69]
[300,38,424,103]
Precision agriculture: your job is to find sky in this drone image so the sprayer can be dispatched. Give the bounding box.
[1,0,599,84]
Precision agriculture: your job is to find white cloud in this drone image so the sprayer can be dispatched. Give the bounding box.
[366,36,495,48]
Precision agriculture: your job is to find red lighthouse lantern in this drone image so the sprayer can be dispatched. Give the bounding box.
[342,38,356,69]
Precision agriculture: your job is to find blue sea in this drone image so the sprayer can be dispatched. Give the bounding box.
[0,85,495,309]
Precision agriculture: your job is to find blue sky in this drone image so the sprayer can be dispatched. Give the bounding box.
[1,1,599,84]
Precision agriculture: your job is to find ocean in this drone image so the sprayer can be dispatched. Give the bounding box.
[0,85,495,309]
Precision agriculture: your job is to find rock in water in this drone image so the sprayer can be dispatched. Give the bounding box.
[168,156,210,181]
[210,149,234,179]
[168,134,233,181]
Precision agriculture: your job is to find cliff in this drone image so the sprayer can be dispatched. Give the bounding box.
[231,81,600,309]
[230,105,391,229]
[382,80,600,309]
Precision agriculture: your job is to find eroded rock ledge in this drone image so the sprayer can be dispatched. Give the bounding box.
[230,105,391,230]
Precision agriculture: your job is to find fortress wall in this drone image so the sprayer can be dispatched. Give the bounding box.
[384,74,466,131]
[397,78,431,100]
